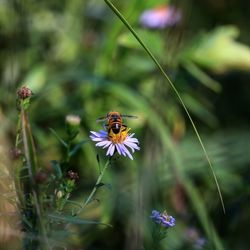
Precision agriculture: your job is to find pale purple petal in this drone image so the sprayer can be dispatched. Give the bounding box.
[90,137,105,142]
[90,130,108,138]
[106,144,111,156]
[90,131,103,137]
[99,130,108,134]
[90,131,99,136]
[115,144,122,155]
[106,144,115,156]
[120,144,133,160]
[119,144,127,157]
[96,140,111,147]
[98,130,108,136]
[123,141,140,152]
[109,144,115,156]
[102,141,112,149]
[123,141,135,153]
[127,138,139,143]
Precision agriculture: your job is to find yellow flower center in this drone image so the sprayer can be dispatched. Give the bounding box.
[108,127,130,144]
[161,211,170,221]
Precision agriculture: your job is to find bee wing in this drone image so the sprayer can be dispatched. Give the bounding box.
[96,116,107,122]
[121,115,138,119]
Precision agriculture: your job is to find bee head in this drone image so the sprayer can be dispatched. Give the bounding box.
[107,111,121,121]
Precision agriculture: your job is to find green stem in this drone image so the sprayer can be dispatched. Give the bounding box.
[103,0,225,214]
[65,142,71,163]
[77,159,110,214]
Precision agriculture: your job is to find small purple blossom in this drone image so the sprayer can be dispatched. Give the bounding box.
[194,238,206,250]
[150,210,162,223]
[140,5,181,29]
[185,227,206,249]
[89,129,140,160]
[150,210,176,228]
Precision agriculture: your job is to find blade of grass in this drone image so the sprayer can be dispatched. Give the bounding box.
[21,108,49,249]
[49,127,68,148]
[69,139,89,157]
[183,61,221,92]
[104,0,225,214]
[21,110,38,178]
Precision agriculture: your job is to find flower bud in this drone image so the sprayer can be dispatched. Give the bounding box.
[56,190,63,199]
[35,170,48,184]
[65,115,81,139]
[17,86,33,100]
[67,170,79,180]
[10,147,22,160]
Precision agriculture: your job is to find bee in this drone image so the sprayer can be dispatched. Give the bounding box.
[97,111,137,134]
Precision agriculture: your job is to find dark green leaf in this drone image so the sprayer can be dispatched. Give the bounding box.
[51,160,62,179]
[95,183,112,190]
[47,213,112,227]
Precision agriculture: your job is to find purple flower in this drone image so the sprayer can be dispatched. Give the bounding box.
[150,210,162,223]
[150,210,176,228]
[140,5,181,29]
[90,128,140,160]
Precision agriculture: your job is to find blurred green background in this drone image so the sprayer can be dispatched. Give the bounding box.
[1,0,250,249]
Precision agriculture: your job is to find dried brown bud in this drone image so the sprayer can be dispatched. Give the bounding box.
[35,170,48,184]
[67,170,79,180]
[10,147,22,160]
[17,86,33,100]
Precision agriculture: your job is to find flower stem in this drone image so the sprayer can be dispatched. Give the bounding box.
[77,159,111,214]
[65,141,71,163]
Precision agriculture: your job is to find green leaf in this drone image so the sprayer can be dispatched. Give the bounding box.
[64,200,83,208]
[95,182,112,190]
[183,26,250,73]
[183,61,221,92]
[21,98,31,110]
[181,94,218,127]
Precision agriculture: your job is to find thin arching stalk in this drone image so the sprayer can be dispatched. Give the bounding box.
[103,0,225,214]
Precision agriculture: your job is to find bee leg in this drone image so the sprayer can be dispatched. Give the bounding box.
[121,125,127,132]
[108,127,112,135]
[103,123,108,131]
